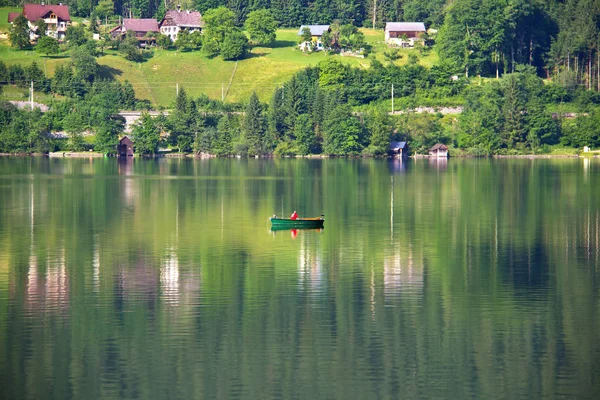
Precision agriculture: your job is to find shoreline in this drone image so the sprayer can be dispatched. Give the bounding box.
[1,152,597,159]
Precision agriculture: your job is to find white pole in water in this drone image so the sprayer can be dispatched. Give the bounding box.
[176,82,179,96]
[391,84,394,114]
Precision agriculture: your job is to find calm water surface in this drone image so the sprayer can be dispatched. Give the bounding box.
[0,157,599,399]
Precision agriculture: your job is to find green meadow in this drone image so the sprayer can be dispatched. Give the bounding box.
[0,9,439,107]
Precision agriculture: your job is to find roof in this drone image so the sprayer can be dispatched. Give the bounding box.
[385,22,426,32]
[161,10,204,28]
[298,25,330,36]
[390,141,408,150]
[429,143,448,151]
[22,4,71,22]
[7,12,20,23]
[123,18,159,33]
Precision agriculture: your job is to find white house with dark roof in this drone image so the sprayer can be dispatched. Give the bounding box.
[159,9,204,42]
[385,22,426,47]
[297,24,330,51]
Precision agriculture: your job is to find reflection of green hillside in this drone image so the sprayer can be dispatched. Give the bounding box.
[0,158,599,399]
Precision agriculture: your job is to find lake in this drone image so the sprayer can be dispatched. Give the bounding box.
[0,157,599,399]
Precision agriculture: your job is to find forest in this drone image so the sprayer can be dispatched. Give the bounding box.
[1,0,600,155]
[2,0,598,86]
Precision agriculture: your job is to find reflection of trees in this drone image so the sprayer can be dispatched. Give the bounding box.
[0,158,599,398]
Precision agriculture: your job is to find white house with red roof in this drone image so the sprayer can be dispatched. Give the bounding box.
[8,3,71,41]
[159,8,204,42]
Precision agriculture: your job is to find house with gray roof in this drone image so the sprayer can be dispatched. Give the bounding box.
[385,22,426,47]
[160,8,204,42]
[390,141,409,157]
[297,25,330,51]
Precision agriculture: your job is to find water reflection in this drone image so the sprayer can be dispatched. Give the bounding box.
[0,158,599,400]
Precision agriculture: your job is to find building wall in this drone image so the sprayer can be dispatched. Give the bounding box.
[27,17,69,41]
[160,24,201,42]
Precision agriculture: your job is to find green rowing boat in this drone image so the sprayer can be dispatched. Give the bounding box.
[270,216,325,229]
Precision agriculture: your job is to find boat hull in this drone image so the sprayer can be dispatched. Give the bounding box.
[270,217,324,229]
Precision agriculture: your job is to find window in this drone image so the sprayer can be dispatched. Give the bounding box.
[49,13,56,19]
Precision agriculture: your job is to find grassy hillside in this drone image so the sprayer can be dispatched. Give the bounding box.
[0,7,21,34]
[0,13,440,107]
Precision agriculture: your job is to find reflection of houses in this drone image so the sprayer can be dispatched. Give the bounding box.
[383,248,423,297]
[26,248,70,314]
[298,239,324,294]
[429,143,449,157]
[428,156,448,170]
[159,8,204,42]
[385,22,426,47]
[161,250,180,306]
[390,141,409,157]
[298,25,330,51]
[111,19,159,47]
[8,4,71,41]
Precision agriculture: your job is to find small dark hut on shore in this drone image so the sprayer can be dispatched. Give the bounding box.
[390,141,409,157]
[118,136,134,157]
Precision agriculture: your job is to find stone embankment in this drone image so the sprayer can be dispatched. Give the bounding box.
[390,107,463,115]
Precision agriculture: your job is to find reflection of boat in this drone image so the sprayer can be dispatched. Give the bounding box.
[270,226,324,233]
[270,216,325,229]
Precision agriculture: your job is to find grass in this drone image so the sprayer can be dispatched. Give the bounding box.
[1,84,58,104]
[0,7,21,34]
[0,18,440,107]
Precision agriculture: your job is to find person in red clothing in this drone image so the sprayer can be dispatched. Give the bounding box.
[290,211,298,220]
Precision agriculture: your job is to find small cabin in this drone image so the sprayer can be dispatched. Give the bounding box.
[429,143,448,158]
[385,22,426,47]
[390,141,409,157]
[118,136,134,157]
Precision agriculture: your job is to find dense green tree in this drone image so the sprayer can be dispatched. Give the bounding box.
[25,61,48,92]
[120,35,144,62]
[35,19,48,38]
[175,30,193,51]
[203,6,236,54]
[299,27,312,45]
[213,114,235,155]
[364,109,392,156]
[9,15,30,50]
[88,10,99,33]
[36,36,60,56]
[71,45,99,83]
[293,114,316,155]
[95,0,115,19]
[245,9,278,45]
[243,92,266,155]
[221,30,248,60]
[156,33,171,49]
[66,25,88,47]
[323,105,365,155]
[133,113,161,154]
[318,58,348,87]
[403,0,446,27]
[167,88,197,152]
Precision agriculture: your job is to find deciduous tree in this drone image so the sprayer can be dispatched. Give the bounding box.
[245,9,278,45]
